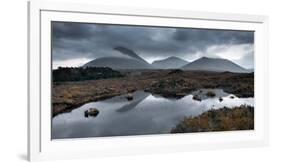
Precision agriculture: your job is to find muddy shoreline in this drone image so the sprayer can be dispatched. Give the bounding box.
[52,70,254,117]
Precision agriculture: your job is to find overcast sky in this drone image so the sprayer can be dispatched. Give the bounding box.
[52,21,254,69]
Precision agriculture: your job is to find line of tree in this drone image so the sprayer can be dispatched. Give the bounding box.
[53,67,124,82]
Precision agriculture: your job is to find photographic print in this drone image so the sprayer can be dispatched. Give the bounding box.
[51,22,254,139]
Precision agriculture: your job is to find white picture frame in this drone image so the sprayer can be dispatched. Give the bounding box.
[28,1,269,161]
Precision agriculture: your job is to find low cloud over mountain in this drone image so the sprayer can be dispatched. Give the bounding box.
[52,22,254,69]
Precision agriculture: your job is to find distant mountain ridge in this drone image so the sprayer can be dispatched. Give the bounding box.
[83,46,154,69]
[83,46,250,73]
[181,57,248,73]
[83,56,153,69]
[152,56,189,69]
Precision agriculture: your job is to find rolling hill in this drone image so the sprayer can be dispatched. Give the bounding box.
[181,57,248,73]
[83,47,153,69]
[152,56,189,69]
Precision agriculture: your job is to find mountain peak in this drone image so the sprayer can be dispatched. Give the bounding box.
[152,56,189,69]
[196,57,232,63]
[154,56,186,62]
[167,56,180,59]
[199,56,220,60]
[200,56,208,59]
[83,56,153,69]
[181,57,248,73]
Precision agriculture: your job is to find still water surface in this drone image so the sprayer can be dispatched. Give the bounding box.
[52,89,254,139]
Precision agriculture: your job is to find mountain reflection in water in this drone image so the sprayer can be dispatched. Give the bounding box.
[52,89,254,139]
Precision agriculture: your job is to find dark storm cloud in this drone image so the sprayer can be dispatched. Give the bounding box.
[53,22,94,39]
[173,28,253,44]
[52,22,254,66]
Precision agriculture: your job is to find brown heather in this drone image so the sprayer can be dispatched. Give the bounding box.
[171,105,254,133]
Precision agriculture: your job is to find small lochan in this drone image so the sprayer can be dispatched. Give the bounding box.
[51,21,254,139]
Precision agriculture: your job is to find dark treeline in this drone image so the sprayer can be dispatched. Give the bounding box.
[53,67,124,82]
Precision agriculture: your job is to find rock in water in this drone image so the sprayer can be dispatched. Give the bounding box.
[126,93,133,101]
[84,108,99,117]
[193,95,202,101]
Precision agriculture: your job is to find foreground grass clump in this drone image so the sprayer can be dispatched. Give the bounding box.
[171,105,254,133]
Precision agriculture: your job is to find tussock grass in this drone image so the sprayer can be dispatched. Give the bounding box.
[171,105,254,133]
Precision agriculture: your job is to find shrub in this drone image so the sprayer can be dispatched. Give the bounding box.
[171,105,254,133]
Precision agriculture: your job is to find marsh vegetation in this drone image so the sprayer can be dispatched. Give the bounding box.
[171,105,254,133]
[52,69,254,116]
